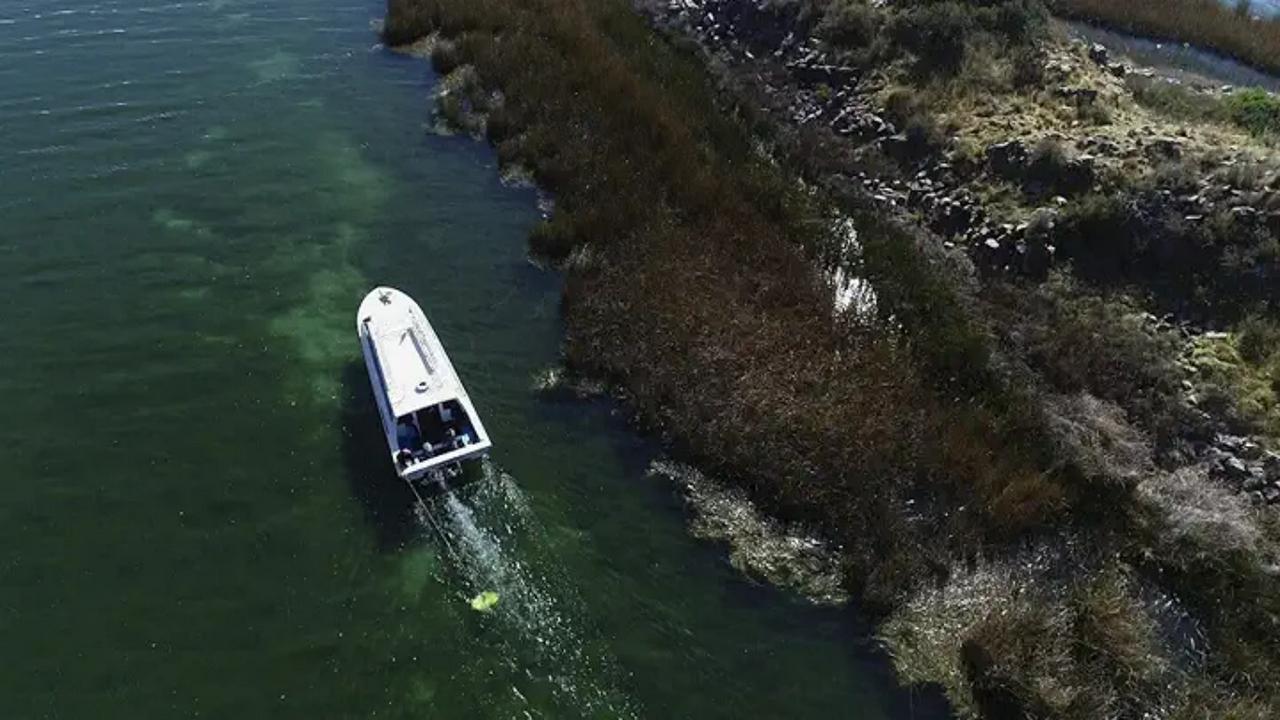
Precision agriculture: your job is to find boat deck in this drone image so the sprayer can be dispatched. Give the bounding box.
[361,290,453,418]
[357,286,492,482]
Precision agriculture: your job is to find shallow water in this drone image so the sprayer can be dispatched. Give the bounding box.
[0,1,945,717]
[1243,0,1280,18]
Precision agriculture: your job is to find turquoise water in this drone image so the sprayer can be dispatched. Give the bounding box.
[0,1,943,718]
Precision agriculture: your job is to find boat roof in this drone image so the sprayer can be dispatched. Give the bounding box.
[357,287,463,418]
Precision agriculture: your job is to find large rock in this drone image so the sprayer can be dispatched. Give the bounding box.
[1244,466,1267,492]
[1054,85,1099,106]
[1089,43,1109,65]
[1021,209,1057,279]
[1265,484,1280,504]
[987,140,1028,179]
[1026,153,1095,196]
[1263,452,1280,482]
[1145,137,1183,161]
[1218,455,1251,483]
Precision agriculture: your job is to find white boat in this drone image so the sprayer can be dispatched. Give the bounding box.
[356,286,492,482]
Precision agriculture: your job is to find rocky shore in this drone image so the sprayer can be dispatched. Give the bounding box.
[644,0,1280,277]
[639,0,1280,505]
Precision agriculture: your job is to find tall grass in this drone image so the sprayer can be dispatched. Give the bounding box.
[1054,0,1280,77]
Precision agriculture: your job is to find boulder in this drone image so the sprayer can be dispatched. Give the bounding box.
[1145,137,1183,161]
[1027,154,1095,196]
[1055,85,1100,106]
[1022,234,1053,279]
[987,140,1029,179]
[1220,456,1251,483]
[1263,451,1280,481]
[1231,205,1262,223]
[1089,43,1109,65]
[1217,433,1245,452]
[1244,466,1267,492]
[1265,484,1280,504]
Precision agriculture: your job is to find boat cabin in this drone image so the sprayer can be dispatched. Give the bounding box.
[393,399,482,468]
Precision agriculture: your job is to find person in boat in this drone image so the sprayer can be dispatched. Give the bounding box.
[396,449,413,467]
[396,416,422,459]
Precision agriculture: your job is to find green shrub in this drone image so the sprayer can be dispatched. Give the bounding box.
[1227,89,1280,137]
[817,0,879,49]
[528,214,577,259]
[1125,75,1230,124]
[1153,158,1202,194]
[1010,44,1047,89]
[1190,317,1280,439]
[880,87,947,159]
[986,0,1049,45]
[989,274,1186,440]
[1025,137,1094,196]
[1238,314,1280,364]
[890,2,975,76]
[1054,189,1280,320]
[430,39,461,74]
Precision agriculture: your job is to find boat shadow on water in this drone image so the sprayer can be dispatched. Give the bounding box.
[339,359,423,552]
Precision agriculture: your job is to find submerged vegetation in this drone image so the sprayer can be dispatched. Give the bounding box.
[385,0,1280,716]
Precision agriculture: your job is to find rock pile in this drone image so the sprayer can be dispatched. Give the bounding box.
[1203,434,1280,505]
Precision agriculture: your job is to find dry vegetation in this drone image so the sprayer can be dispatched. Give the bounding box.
[383,0,1068,609]
[384,0,1280,716]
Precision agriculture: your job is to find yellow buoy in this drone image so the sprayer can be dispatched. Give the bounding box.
[469,591,500,612]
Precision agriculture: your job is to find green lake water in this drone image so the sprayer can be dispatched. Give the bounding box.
[0,1,947,717]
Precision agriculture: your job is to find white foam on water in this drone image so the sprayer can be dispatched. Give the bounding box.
[431,478,639,720]
[477,458,534,528]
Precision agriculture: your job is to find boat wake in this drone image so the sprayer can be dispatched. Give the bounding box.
[420,460,638,719]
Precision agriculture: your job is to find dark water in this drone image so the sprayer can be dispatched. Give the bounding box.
[0,1,943,718]
[1068,9,1280,92]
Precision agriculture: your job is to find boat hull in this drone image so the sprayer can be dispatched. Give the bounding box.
[356,287,492,482]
